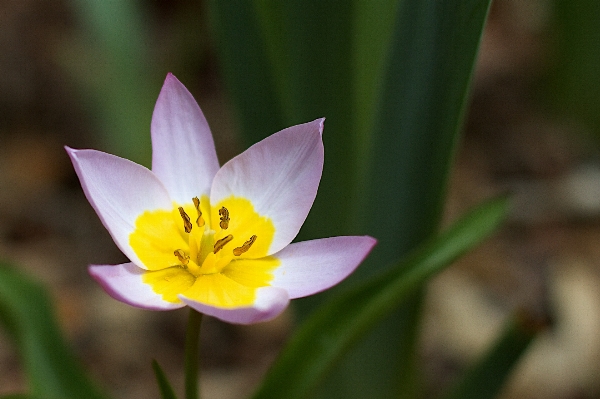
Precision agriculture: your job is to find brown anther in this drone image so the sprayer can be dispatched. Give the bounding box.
[192,197,205,227]
[178,207,193,233]
[174,249,190,265]
[219,207,230,229]
[213,234,233,254]
[233,235,257,256]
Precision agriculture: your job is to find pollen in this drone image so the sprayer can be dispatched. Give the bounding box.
[213,234,233,254]
[178,207,193,233]
[219,207,230,229]
[233,235,257,256]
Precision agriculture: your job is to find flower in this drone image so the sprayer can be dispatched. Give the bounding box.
[67,73,376,324]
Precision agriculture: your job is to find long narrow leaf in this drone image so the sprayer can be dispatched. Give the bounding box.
[207,0,285,147]
[251,197,508,399]
[343,1,492,397]
[443,312,542,399]
[0,263,108,399]
[152,360,179,399]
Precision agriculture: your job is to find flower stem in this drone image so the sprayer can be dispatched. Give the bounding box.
[185,308,203,399]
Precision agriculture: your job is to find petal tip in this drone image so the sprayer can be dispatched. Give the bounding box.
[364,235,378,249]
[162,72,183,89]
[64,145,78,159]
[351,235,378,263]
[317,117,325,133]
[308,118,325,136]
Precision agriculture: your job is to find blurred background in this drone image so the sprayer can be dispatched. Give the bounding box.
[1,0,600,398]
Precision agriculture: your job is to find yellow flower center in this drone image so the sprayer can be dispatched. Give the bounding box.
[129,195,279,306]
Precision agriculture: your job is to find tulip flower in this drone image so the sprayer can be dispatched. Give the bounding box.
[67,73,375,324]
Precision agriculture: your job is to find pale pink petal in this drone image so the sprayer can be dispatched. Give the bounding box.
[270,236,377,298]
[151,73,220,203]
[180,286,289,324]
[67,147,172,267]
[211,119,324,255]
[89,263,184,310]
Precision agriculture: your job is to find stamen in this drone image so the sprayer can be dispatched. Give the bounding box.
[174,249,190,265]
[213,234,233,254]
[192,197,205,227]
[233,235,257,256]
[219,207,230,230]
[178,207,193,233]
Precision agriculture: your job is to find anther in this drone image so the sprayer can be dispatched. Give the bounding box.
[233,235,257,256]
[219,207,230,230]
[192,197,205,227]
[213,234,233,254]
[174,249,190,265]
[178,207,192,233]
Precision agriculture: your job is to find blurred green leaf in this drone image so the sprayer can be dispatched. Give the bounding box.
[443,312,542,399]
[329,1,493,397]
[251,197,508,399]
[549,0,600,141]
[152,360,179,399]
[352,0,400,206]
[207,1,285,147]
[346,0,490,398]
[58,0,159,165]
[362,0,492,275]
[0,262,108,399]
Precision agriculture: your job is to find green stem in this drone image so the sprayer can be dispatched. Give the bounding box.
[185,308,203,399]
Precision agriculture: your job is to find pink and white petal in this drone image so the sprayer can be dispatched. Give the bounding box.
[151,73,220,203]
[211,119,324,255]
[67,147,172,267]
[89,263,185,310]
[270,236,377,299]
[180,286,290,325]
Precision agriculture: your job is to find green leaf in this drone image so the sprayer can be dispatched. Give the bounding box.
[57,0,159,166]
[351,0,401,208]
[152,360,179,399]
[207,0,285,148]
[251,197,509,399]
[362,0,493,275]
[548,0,600,141]
[0,262,108,399]
[339,1,493,397]
[443,312,543,399]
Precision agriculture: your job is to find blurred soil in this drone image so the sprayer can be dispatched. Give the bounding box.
[1,1,600,398]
